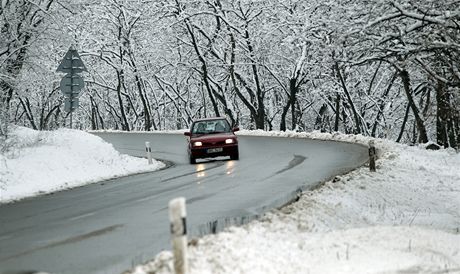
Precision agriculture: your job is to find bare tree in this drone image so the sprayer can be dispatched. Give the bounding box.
[0,0,56,140]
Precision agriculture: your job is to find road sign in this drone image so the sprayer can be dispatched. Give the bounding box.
[56,48,88,74]
[60,74,85,95]
[64,98,79,112]
[56,47,87,127]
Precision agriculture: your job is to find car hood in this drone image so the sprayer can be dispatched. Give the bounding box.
[191,132,235,141]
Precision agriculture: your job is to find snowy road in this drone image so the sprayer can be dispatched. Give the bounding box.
[0,133,367,274]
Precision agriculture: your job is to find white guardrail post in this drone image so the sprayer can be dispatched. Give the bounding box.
[145,141,153,165]
[169,197,188,274]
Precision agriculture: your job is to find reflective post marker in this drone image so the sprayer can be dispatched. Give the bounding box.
[145,142,153,165]
[169,197,188,274]
[369,140,376,172]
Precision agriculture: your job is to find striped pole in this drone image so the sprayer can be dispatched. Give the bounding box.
[145,141,153,165]
[169,197,188,274]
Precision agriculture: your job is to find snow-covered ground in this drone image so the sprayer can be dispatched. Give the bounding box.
[129,130,460,274]
[0,126,164,204]
[1,127,459,273]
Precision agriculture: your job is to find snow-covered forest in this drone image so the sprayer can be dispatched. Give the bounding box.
[1,0,459,148]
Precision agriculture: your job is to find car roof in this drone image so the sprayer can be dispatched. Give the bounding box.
[193,117,228,122]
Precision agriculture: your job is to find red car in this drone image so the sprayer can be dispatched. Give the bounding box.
[184,117,239,164]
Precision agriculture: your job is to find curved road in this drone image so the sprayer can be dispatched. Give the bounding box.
[0,133,367,274]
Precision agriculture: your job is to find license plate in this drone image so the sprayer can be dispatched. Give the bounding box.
[207,147,223,153]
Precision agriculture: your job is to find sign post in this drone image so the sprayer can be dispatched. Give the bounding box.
[56,46,87,128]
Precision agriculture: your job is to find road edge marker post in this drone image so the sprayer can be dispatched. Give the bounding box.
[169,197,188,274]
[145,141,153,165]
[369,140,376,172]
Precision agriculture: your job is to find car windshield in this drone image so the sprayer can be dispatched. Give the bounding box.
[192,119,231,134]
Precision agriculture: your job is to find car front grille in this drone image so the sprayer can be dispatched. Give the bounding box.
[203,140,226,146]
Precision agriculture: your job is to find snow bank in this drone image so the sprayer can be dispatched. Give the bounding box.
[0,126,164,204]
[128,130,460,274]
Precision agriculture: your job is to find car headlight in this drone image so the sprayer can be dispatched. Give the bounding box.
[225,139,234,144]
[194,141,203,147]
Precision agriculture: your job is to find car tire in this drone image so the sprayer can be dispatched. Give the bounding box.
[230,151,239,161]
[189,154,196,164]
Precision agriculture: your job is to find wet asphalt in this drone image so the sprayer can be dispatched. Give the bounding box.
[0,133,368,274]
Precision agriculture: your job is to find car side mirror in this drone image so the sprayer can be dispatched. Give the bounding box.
[232,127,240,132]
[184,131,191,136]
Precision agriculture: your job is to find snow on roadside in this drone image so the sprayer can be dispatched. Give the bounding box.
[128,130,460,274]
[0,126,164,204]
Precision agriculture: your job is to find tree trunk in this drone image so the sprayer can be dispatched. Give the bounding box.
[228,32,259,128]
[289,78,298,130]
[314,103,328,132]
[18,97,37,130]
[184,20,220,118]
[334,92,340,132]
[372,71,397,137]
[130,55,151,131]
[396,103,410,143]
[335,62,362,134]
[399,69,428,143]
[436,79,449,147]
[116,70,130,131]
[280,103,290,131]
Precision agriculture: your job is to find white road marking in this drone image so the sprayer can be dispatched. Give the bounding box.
[69,212,96,221]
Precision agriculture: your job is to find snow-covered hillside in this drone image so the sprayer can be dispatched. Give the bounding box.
[0,126,164,203]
